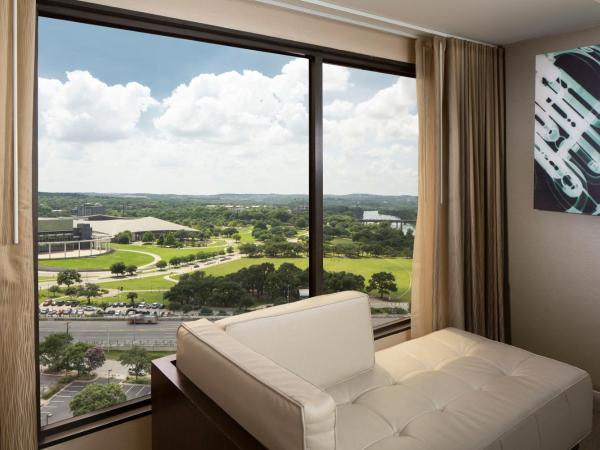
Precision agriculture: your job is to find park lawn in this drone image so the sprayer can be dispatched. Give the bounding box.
[329,237,354,245]
[39,249,154,271]
[38,275,56,282]
[98,274,176,290]
[324,257,412,302]
[200,257,309,276]
[198,256,412,301]
[237,227,256,244]
[112,243,226,263]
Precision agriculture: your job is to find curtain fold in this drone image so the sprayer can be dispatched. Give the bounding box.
[411,36,507,342]
[0,0,37,449]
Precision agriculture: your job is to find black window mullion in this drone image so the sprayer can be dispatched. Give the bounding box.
[309,55,324,296]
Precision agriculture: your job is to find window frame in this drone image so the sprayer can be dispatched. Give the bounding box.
[34,0,416,446]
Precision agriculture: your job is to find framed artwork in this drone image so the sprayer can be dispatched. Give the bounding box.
[534,45,600,215]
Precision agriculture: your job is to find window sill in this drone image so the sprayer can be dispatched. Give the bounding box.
[372,316,411,340]
[39,396,151,449]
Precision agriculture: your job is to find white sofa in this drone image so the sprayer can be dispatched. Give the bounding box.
[176,291,592,450]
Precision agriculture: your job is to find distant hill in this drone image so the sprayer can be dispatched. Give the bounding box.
[38,192,418,220]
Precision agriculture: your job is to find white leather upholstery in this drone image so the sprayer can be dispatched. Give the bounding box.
[176,293,593,450]
[332,328,592,450]
[177,319,336,450]
[216,291,375,388]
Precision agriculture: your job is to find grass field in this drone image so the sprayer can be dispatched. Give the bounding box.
[98,274,175,290]
[38,275,56,282]
[237,227,256,244]
[95,256,412,301]
[112,242,227,262]
[39,249,154,271]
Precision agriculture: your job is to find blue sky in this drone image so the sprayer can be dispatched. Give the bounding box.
[38,17,418,196]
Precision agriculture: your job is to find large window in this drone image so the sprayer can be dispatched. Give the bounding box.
[322,64,418,326]
[35,7,416,434]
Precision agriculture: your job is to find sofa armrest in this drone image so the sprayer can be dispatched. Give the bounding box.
[177,320,336,450]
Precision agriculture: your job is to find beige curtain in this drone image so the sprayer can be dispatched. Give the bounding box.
[411,37,507,342]
[0,0,37,449]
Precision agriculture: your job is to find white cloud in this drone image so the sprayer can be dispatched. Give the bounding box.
[153,58,309,148]
[39,70,157,142]
[323,64,351,92]
[323,76,419,195]
[38,61,417,196]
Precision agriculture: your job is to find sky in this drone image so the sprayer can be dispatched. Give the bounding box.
[38,17,418,196]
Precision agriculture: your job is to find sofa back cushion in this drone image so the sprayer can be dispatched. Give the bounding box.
[216,291,375,388]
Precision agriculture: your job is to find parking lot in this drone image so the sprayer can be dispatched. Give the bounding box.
[40,377,151,425]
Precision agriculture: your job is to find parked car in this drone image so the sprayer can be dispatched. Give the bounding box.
[42,300,51,307]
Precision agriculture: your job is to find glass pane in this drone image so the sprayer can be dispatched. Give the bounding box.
[38,17,308,426]
[322,64,418,327]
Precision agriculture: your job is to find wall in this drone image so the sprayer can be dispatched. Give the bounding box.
[506,26,600,389]
[46,416,151,450]
[91,0,414,63]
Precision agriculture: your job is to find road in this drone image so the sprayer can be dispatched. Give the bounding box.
[39,315,407,348]
[39,320,186,348]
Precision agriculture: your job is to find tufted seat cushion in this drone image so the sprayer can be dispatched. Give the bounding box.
[329,328,592,450]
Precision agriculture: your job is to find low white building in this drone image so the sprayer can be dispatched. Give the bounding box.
[75,216,197,241]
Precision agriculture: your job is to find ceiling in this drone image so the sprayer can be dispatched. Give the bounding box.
[256,0,600,45]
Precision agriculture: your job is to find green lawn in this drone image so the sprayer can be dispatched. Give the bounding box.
[38,275,56,282]
[39,249,154,271]
[96,256,412,301]
[98,274,175,290]
[197,256,412,301]
[112,242,226,262]
[237,227,256,244]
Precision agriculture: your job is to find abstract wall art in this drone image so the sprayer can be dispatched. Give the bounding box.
[534,45,600,215]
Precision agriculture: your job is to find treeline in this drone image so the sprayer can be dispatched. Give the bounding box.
[164,262,397,312]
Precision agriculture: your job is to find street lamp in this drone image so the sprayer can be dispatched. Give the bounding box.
[65,321,70,338]
[107,369,112,384]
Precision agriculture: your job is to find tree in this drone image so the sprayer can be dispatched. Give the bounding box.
[125,265,138,276]
[57,270,81,287]
[63,342,92,375]
[323,271,365,293]
[39,332,73,372]
[367,272,398,299]
[156,235,165,246]
[169,256,182,267]
[110,262,127,276]
[78,283,101,304]
[48,285,62,297]
[164,233,177,247]
[141,231,154,243]
[239,243,262,257]
[113,230,132,244]
[232,233,241,242]
[126,292,138,305]
[226,246,234,254]
[156,260,167,270]
[118,346,151,380]
[64,286,78,297]
[222,227,238,237]
[70,384,126,416]
[85,346,105,373]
